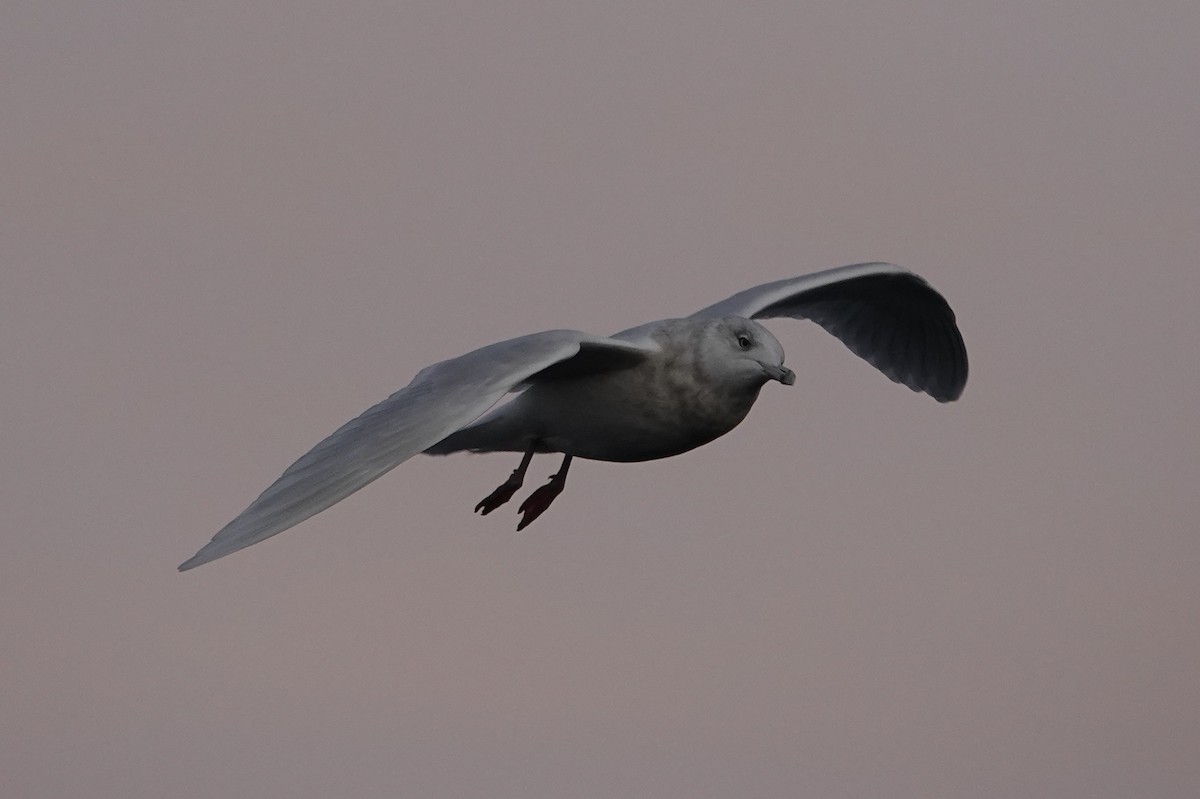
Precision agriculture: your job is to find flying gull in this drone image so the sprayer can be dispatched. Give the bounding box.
[180,262,967,570]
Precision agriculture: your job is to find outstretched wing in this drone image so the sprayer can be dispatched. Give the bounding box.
[180,331,655,570]
[691,262,967,402]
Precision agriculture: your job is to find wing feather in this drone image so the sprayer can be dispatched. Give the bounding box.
[691,262,967,402]
[179,331,654,570]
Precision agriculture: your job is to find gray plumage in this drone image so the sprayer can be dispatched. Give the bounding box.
[179,262,966,570]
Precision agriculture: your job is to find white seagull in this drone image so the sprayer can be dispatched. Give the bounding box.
[180,262,967,570]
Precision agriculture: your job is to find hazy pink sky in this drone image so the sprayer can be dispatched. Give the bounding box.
[4,2,1199,797]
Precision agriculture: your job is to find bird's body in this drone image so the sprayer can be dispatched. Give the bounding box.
[428,316,785,462]
[180,262,967,570]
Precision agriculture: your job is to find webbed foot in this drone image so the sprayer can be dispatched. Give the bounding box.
[475,448,535,515]
[516,455,572,530]
[475,478,523,515]
[517,478,564,530]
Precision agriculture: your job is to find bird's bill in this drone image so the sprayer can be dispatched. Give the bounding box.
[764,365,795,385]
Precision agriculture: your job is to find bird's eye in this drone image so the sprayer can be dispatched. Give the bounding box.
[737,334,752,349]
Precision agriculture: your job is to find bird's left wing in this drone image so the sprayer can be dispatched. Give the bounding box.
[691,262,967,402]
[179,331,655,570]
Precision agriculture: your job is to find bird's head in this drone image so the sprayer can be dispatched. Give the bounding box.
[701,316,794,390]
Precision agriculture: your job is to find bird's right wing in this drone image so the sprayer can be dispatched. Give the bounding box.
[179,331,655,570]
[691,263,967,402]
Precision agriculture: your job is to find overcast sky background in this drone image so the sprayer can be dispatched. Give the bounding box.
[3,2,1199,797]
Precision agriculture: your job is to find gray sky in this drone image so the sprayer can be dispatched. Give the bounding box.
[4,1,1199,797]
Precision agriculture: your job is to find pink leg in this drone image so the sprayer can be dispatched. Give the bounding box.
[517,455,572,531]
[475,447,535,515]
